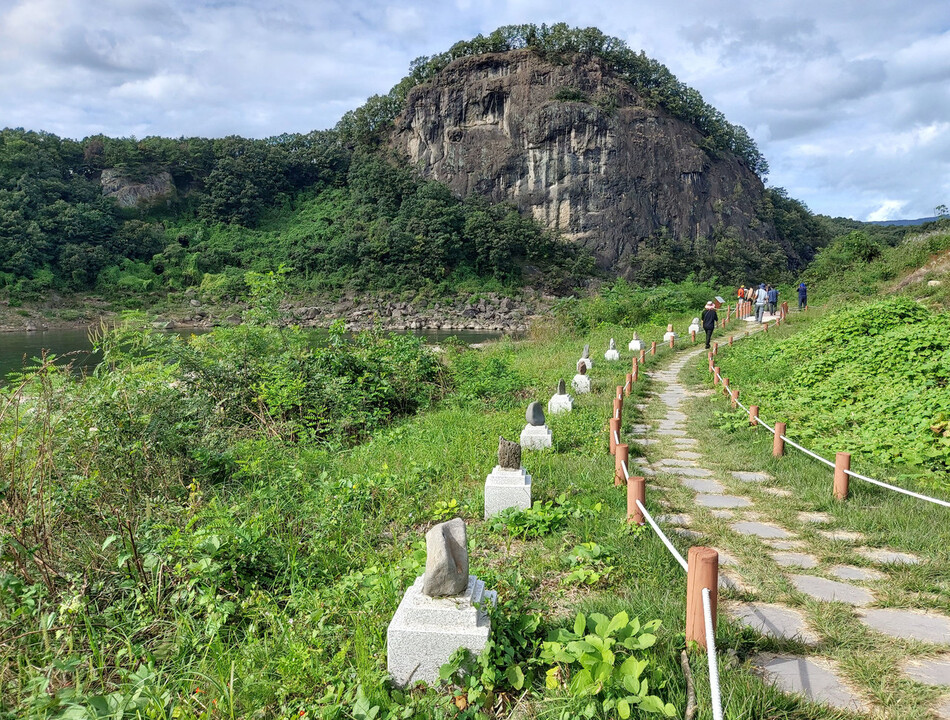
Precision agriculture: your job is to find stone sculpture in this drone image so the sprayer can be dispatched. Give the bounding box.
[572,360,591,394]
[663,324,678,343]
[526,402,545,426]
[422,518,469,597]
[628,332,643,352]
[548,378,573,415]
[521,401,553,449]
[605,337,620,361]
[688,317,700,335]
[578,343,592,370]
[498,436,521,469]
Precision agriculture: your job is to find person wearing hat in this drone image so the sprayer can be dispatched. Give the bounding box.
[701,301,718,349]
[754,283,768,322]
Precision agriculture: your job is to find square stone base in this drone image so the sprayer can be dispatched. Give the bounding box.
[484,466,532,518]
[571,375,591,394]
[628,341,643,352]
[547,394,573,414]
[579,358,592,370]
[520,424,552,450]
[387,575,496,687]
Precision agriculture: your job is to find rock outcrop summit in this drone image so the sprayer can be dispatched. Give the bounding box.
[393,50,782,274]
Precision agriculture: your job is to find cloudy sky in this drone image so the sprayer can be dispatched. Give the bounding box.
[2,0,949,221]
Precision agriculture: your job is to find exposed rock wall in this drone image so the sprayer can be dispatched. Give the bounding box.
[392,50,781,273]
[100,169,176,208]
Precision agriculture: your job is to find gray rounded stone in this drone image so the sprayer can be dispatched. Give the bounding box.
[681,478,726,493]
[829,565,885,582]
[557,378,566,395]
[526,402,545,427]
[751,654,868,711]
[732,521,794,539]
[901,657,950,686]
[730,471,772,482]
[771,552,818,569]
[856,547,920,565]
[696,494,752,508]
[581,343,590,359]
[729,603,818,644]
[576,359,587,375]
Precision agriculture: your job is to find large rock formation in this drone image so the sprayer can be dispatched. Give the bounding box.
[392,50,781,274]
[100,169,176,209]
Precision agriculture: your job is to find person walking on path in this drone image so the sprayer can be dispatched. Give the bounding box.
[798,281,807,310]
[767,285,778,315]
[702,301,718,349]
[755,283,768,322]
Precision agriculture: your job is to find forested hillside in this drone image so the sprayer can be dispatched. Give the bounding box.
[0,23,854,306]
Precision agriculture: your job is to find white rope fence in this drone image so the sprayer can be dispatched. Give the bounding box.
[702,588,724,720]
[634,498,688,572]
[710,350,950,508]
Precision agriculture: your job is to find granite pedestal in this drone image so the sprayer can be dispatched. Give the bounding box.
[548,393,573,414]
[484,466,532,518]
[571,375,591,394]
[388,575,497,687]
[520,424,552,450]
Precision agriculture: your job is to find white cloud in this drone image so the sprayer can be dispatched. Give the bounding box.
[868,200,906,222]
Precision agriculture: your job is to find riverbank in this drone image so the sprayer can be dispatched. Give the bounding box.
[0,289,553,334]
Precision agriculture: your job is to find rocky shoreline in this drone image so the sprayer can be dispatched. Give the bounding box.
[0,291,552,335]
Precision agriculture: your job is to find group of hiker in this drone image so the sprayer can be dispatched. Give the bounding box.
[736,282,807,322]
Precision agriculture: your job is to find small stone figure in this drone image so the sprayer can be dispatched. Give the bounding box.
[526,402,545,427]
[604,337,620,361]
[572,360,591,394]
[629,332,643,352]
[688,317,700,335]
[498,436,521,469]
[548,378,573,414]
[577,359,587,375]
[578,343,592,370]
[663,324,678,343]
[422,518,469,597]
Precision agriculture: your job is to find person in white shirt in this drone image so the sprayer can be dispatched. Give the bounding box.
[754,283,768,322]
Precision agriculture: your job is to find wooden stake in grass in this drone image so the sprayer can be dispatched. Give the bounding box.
[729,336,733,346]
[670,334,675,349]
[616,385,624,401]
[713,367,720,385]
[707,353,714,372]
[722,377,729,395]
[609,417,620,455]
[834,452,851,500]
[749,405,759,426]
[615,444,629,487]
[632,358,639,382]
[639,349,646,363]
[613,397,623,426]
[686,547,719,650]
[627,475,645,525]
[625,373,632,397]
[712,342,718,355]
[650,341,657,356]
[731,388,739,409]
[691,330,696,343]
[773,422,786,456]
[763,322,769,333]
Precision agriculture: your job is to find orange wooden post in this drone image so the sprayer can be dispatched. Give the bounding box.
[712,342,718,355]
[632,358,639,382]
[639,349,646,363]
[669,335,675,349]
[691,330,696,343]
[625,373,632,397]
[708,353,714,372]
[713,366,720,385]
[627,475,646,525]
[729,335,733,347]
[615,443,629,487]
[721,317,726,328]
[613,397,623,426]
[749,405,759,426]
[722,377,729,396]
[686,547,719,649]
[650,341,657,356]
[773,422,786,456]
[834,452,851,500]
[763,322,769,333]
[616,385,624,401]
[731,388,739,409]
[609,417,620,455]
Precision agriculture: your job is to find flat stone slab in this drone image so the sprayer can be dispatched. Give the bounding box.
[634,439,660,446]
[675,466,714,477]
[711,510,734,519]
[829,565,885,582]
[901,656,950,686]
[675,451,702,460]
[713,548,739,566]
[859,609,950,643]
[720,572,753,593]
[730,471,772,483]
[789,575,874,606]
[631,424,651,434]
[763,488,792,497]
[732,521,794,539]
[751,654,868,712]
[729,603,818,644]
[682,478,726,493]
[772,552,818,569]
[818,530,866,542]
[656,458,698,467]
[640,467,656,476]
[656,428,688,437]
[658,513,692,525]
[936,697,950,720]
[856,547,921,565]
[798,512,833,524]
[672,438,698,447]
[633,457,649,465]
[696,494,753,508]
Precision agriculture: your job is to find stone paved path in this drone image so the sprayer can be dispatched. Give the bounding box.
[629,341,950,717]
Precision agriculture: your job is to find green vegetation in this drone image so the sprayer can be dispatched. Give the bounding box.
[712,297,950,490]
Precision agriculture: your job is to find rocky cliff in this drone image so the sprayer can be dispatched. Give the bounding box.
[392,50,782,276]
[100,169,176,208]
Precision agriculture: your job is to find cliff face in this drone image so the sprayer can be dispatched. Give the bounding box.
[100,169,175,209]
[392,50,780,274]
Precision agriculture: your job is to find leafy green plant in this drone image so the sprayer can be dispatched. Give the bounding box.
[486,494,584,540]
[541,611,676,718]
[562,543,616,587]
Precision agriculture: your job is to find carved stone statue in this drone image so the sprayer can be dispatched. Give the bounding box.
[498,436,521,469]
[557,378,566,395]
[422,518,469,597]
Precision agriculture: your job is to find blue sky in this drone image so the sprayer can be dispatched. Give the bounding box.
[2,0,949,221]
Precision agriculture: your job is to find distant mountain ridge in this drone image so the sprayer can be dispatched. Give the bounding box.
[868,216,940,227]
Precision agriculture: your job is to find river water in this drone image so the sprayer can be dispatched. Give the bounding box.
[0,326,504,381]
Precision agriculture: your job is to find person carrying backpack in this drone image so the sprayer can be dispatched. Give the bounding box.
[701,301,718,349]
[798,282,807,310]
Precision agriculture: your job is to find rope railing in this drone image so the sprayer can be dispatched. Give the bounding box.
[635,499,689,572]
[702,588,724,720]
[710,332,950,508]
